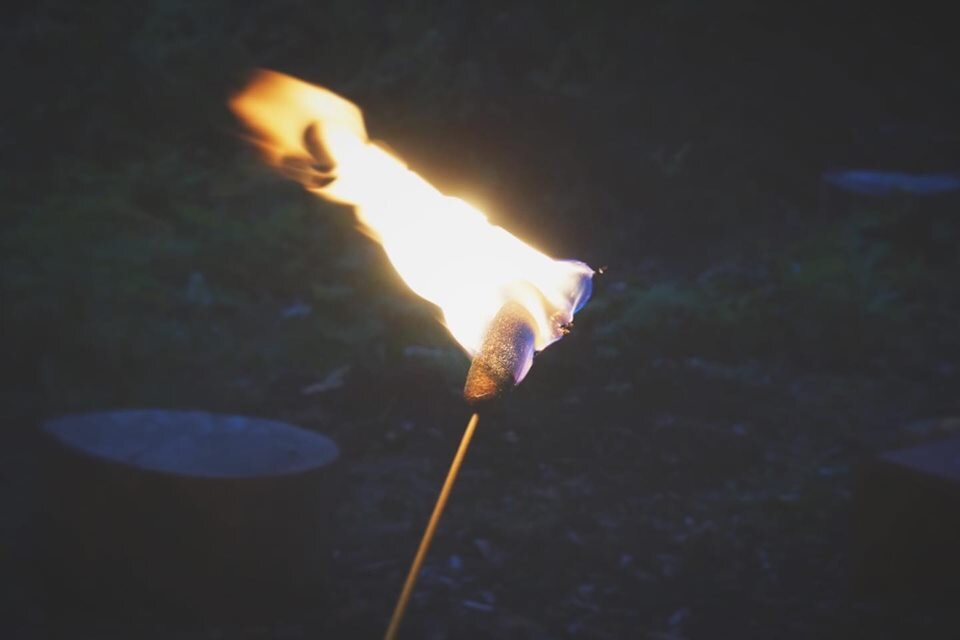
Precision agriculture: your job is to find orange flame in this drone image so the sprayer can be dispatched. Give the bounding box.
[230,70,592,368]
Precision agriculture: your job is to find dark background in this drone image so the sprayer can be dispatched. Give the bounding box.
[2,1,959,638]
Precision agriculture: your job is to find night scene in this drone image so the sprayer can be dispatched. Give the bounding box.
[2,2,959,639]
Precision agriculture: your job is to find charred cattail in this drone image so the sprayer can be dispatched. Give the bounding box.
[463,302,537,406]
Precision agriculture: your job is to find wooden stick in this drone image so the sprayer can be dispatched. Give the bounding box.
[384,412,481,640]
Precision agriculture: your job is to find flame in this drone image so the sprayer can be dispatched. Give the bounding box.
[231,70,592,367]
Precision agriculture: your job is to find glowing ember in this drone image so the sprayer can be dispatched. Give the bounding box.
[231,70,593,381]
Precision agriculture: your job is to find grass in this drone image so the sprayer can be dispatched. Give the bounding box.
[3,142,956,412]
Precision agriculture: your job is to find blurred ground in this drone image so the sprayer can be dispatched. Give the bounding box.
[2,2,959,638]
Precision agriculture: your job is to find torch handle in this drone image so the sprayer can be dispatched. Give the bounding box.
[384,412,481,640]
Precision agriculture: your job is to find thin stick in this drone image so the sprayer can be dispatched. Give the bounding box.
[384,412,481,640]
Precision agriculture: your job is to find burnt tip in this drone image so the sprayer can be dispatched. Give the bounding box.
[302,122,337,173]
[463,362,512,407]
[279,155,337,189]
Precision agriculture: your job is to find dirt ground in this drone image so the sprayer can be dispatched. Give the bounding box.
[3,346,959,639]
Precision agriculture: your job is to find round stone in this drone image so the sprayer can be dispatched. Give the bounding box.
[42,409,339,478]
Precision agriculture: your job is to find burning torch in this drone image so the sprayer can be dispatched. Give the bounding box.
[230,69,594,638]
